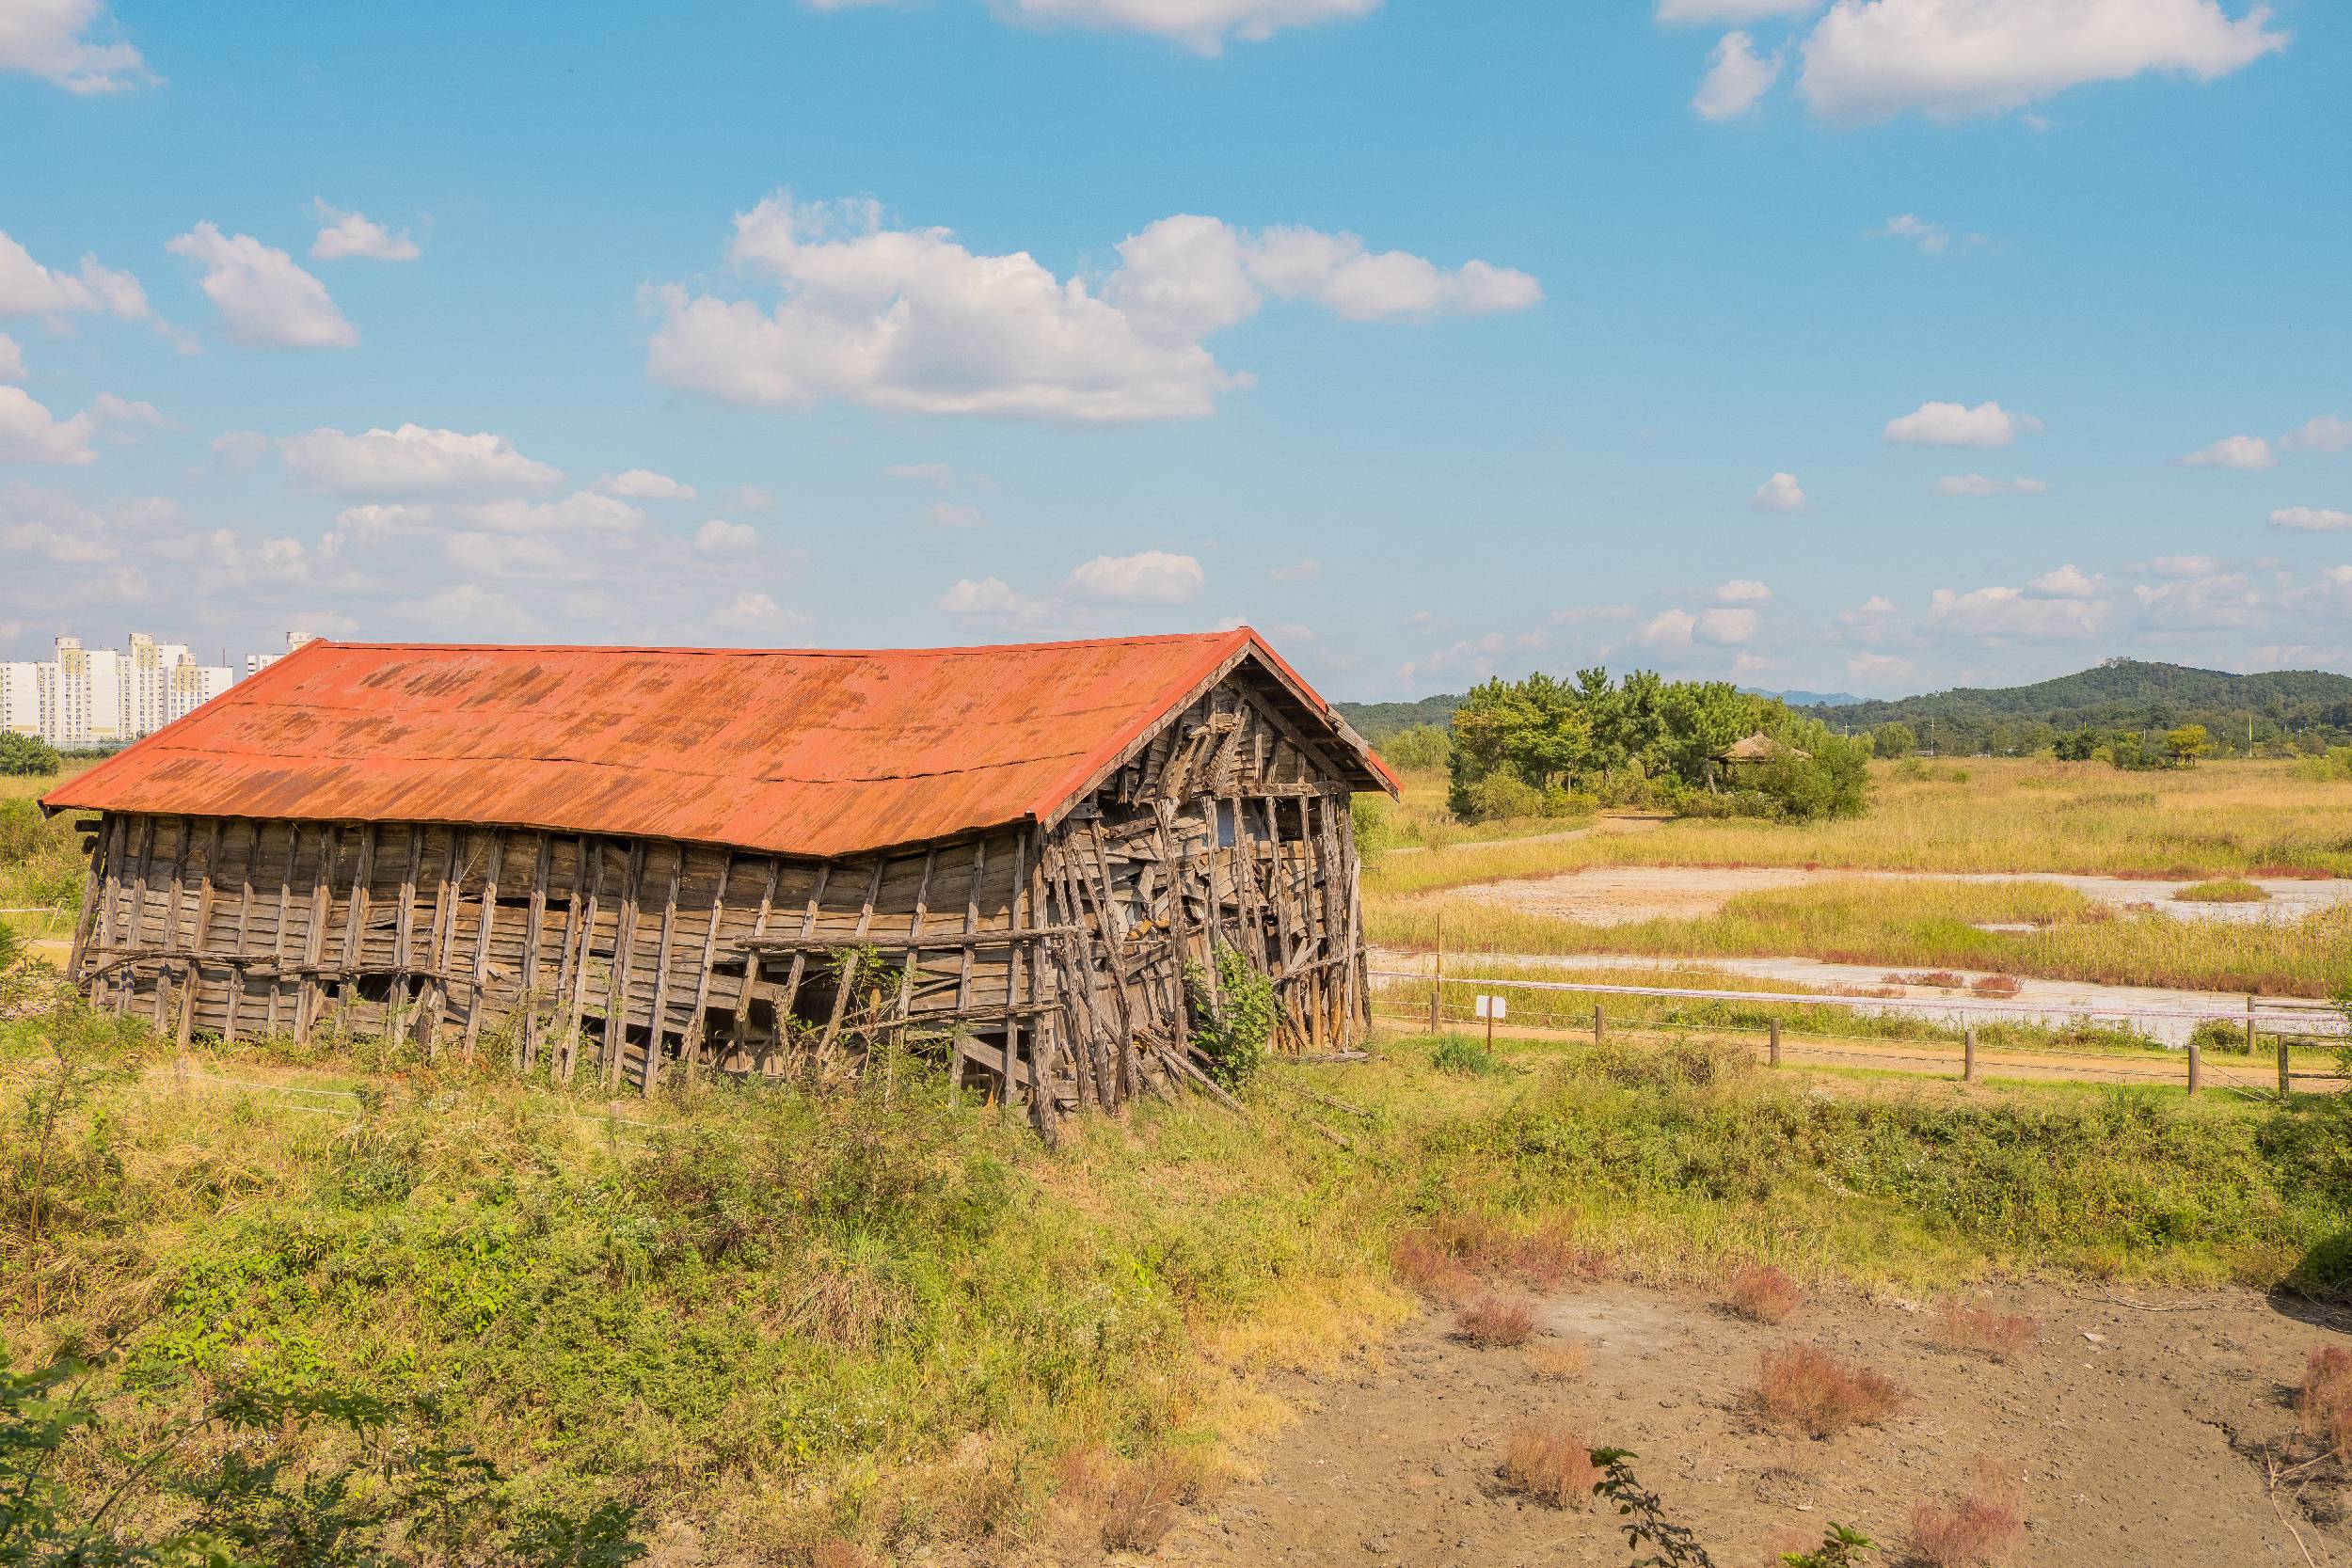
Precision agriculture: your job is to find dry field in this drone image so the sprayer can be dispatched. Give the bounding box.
[1365,759,2352,1000]
[1149,1276,2352,1567]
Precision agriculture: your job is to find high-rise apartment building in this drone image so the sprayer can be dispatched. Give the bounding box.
[1,632,243,750]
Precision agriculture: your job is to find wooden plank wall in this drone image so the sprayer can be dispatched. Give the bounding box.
[70,814,1045,1101]
[62,667,1375,1128]
[1036,668,1371,1106]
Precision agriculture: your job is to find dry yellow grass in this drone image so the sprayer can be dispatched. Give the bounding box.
[1368,758,2352,901]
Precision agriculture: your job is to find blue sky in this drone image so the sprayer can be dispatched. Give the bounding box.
[3,0,2347,700]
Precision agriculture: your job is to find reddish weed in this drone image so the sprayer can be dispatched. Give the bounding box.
[1391,1231,1473,1298]
[1725,1263,1804,1324]
[1907,1495,2024,1566]
[1526,1336,1593,1382]
[1935,1303,2041,1361]
[1756,1347,1904,1438]
[1969,974,2024,997]
[2299,1345,2352,1464]
[1454,1292,1538,1348]
[1499,1421,1599,1508]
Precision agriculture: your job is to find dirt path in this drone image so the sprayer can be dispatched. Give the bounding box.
[1384,816,1667,858]
[1148,1280,2352,1567]
[1423,864,2352,927]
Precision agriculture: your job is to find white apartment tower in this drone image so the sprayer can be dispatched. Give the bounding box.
[1,632,240,750]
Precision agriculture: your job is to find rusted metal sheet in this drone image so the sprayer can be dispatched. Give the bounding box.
[45,629,1397,859]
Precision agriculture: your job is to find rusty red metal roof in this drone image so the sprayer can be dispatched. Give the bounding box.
[45,628,1396,858]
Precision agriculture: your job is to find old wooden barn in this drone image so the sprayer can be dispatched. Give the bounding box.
[43,629,1395,1131]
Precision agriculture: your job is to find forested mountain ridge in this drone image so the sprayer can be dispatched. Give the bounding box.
[1337,659,2352,752]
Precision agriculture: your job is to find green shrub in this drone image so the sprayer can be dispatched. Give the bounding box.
[2187,1018,2250,1055]
[0,735,60,778]
[1457,773,1545,824]
[1430,1036,1497,1076]
[1184,946,1277,1090]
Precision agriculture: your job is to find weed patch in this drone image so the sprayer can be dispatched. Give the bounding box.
[1725,1262,1804,1323]
[1498,1421,1598,1507]
[1756,1347,1903,1437]
[1935,1304,2040,1362]
[1454,1293,1538,1348]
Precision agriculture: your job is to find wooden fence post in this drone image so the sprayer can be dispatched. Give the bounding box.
[2185,1041,2201,1096]
[2279,1037,2292,1099]
[2245,994,2257,1056]
[1963,1027,1977,1083]
[1769,1018,1782,1068]
[1593,1004,1604,1043]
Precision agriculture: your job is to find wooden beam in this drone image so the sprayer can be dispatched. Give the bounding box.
[559,838,605,1082]
[679,852,734,1082]
[176,818,223,1053]
[461,832,505,1059]
[640,847,683,1094]
[772,861,832,1071]
[519,832,550,1068]
[602,840,646,1088]
[389,826,421,1042]
[264,823,297,1037]
[816,856,888,1065]
[223,821,258,1042]
[728,856,784,1064]
[154,816,191,1028]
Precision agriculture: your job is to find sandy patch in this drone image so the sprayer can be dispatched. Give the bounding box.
[1149,1279,2352,1567]
[1431,865,2352,927]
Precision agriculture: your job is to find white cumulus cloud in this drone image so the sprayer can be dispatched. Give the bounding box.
[167,223,357,348]
[1698,607,1760,643]
[2181,435,2275,469]
[1878,214,1950,253]
[1657,0,1818,22]
[0,334,23,383]
[2026,564,2104,597]
[1935,473,2049,496]
[1751,471,1807,511]
[1064,549,1205,604]
[2272,507,2352,532]
[0,387,96,464]
[644,194,1538,424]
[929,501,987,529]
[0,0,154,92]
[1800,0,2288,123]
[694,518,758,555]
[310,203,421,262]
[1715,578,1772,603]
[1885,400,2038,448]
[1638,609,1698,648]
[281,424,562,499]
[0,230,148,321]
[1929,584,2108,640]
[1693,31,1782,119]
[2280,415,2352,454]
[597,468,697,499]
[901,0,1379,54]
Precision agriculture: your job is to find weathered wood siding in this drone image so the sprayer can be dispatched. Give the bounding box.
[64,662,1373,1129]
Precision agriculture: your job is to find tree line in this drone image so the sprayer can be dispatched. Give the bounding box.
[1431,669,1870,823]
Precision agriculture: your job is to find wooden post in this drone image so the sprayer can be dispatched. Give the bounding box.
[1593,1003,1604,1042]
[295,824,340,1044]
[639,847,682,1093]
[602,841,645,1087]
[1429,911,1443,1031]
[461,832,505,1060]
[2246,994,2257,1056]
[1769,1017,1782,1067]
[816,856,887,1071]
[2279,1036,2293,1099]
[2186,1041,2201,1096]
[889,847,939,1109]
[389,827,420,1043]
[1963,1027,1978,1083]
[678,853,735,1082]
[519,832,550,1067]
[223,822,256,1043]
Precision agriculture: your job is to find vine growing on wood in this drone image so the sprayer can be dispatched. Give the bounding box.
[1184,947,1277,1090]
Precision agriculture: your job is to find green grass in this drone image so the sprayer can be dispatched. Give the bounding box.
[2173,877,2268,903]
[0,770,87,945]
[8,979,2352,1560]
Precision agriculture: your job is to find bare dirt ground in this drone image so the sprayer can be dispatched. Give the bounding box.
[1428,865,2352,927]
[1147,1279,2352,1567]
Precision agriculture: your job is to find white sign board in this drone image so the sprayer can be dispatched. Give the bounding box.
[1474,994,1507,1021]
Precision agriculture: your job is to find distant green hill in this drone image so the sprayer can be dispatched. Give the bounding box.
[1337,658,2352,753]
[1810,659,2352,753]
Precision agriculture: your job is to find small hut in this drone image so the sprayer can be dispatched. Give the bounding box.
[42,629,1395,1132]
[1703,732,1806,793]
